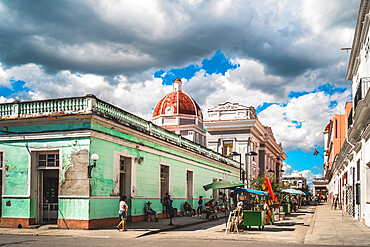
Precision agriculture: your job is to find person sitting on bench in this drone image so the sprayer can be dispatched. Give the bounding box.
[183,202,196,216]
[145,201,159,222]
[200,203,210,218]
[205,199,218,220]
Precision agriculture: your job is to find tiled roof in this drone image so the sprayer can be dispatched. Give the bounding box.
[152,79,203,120]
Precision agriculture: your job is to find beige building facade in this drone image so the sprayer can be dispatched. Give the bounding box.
[204,102,287,184]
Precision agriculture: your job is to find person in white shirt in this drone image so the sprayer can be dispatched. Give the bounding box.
[116,196,128,231]
[237,197,243,209]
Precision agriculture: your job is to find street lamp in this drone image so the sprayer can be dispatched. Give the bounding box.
[245,151,258,186]
[88,153,99,178]
[229,151,243,181]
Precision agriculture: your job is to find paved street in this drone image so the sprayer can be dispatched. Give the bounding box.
[0,235,335,247]
[0,203,368,246]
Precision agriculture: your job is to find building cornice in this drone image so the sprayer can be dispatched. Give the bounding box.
[347,0,370,80]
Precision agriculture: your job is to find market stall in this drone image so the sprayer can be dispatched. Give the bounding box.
[229,188,269,231]
[280,189,305,213]
[203,180,244,232]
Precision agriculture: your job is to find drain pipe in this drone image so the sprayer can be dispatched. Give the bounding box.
[58,207,69,230]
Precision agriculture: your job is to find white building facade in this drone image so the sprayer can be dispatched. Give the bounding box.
[204,102,287,184]
[282,174,308,190]
[330,0,370,226]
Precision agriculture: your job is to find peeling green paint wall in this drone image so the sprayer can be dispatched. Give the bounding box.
[0,135,90,220]
[89,137,115,197]
[1,198,34,218]
[58,198,89,220]
[89,198,118,219]
[3,146,29,196]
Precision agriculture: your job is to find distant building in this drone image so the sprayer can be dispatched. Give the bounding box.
[282,174,308,190]
[204,102,287,183]
[312,178,328,198]
[152,78,206,146]
[323,106,350,202]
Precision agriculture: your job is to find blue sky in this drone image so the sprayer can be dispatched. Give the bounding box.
[0,80,30,97]
[154,50,239,85]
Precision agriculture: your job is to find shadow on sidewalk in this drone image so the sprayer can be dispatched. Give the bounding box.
[88,213,227,232]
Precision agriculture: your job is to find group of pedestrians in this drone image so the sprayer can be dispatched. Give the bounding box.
[116,193,222,231]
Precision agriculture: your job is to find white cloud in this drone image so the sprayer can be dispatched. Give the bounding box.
[282,162,293,174]
[0,96,13,103]
[284,161,323,187]
[258,90,351,152]
[0,63,170,119]
[184,65,279,110]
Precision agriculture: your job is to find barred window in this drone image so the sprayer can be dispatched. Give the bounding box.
[120,157,126,173]
[38,153,59,167]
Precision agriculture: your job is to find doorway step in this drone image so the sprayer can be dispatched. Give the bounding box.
[38,224,58,230]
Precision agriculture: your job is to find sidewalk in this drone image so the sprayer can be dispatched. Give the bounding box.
[304,202,370,246]
[0,213,225,239]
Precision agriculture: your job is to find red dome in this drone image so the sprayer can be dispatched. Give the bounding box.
[152,78,203,120]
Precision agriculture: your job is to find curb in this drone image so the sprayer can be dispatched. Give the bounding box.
[306,205,318,235]
[0,231,74,238]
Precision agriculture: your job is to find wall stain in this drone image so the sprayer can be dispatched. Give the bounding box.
[4,165,15,173]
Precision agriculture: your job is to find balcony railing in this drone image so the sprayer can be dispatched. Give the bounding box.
[354,77,370,110]
[0,95,239,168]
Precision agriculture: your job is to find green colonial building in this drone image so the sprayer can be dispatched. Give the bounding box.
[0,94,239,229]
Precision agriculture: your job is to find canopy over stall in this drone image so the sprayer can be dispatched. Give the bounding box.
[281,189,305,195]
[203,180,244,228]
[203,180,244,191]
[231,188,268,196]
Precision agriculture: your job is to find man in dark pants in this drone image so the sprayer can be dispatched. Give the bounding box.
[163,193,169,217]
[167,194,174,217]
[145,201,159,222]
